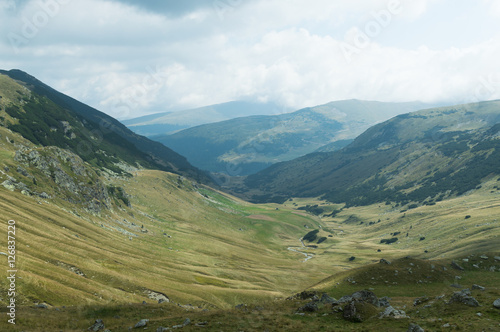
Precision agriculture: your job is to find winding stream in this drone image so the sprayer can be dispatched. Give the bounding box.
[287,237,315,262]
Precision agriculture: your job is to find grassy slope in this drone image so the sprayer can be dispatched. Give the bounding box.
[0,173,498,330]
[243,100,500,205]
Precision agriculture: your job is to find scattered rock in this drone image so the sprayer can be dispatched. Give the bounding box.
[343,301,378,322]
[350,290,380,307]
[146,290,170,304]
[172,318,191,329]
[449,289,479,307]
[494,256,500,261]
[156,327,169,332]
[413,297,430,306]
[287,291,318,300]
[88,319,105,331]
[493,298,500,309]
[472,284,485,291]
[407,323,425,332]
[319,293,338,305]
[480,255,488,260]
[35,303,48,309]
[380,258,391,265]
[297,301,318,313]
[451,261,464,271]
[379,305,408,319]
[379,296,391,307]
[134,319,149,328]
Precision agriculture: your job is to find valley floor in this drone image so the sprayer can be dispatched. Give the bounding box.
[0,170,500,330]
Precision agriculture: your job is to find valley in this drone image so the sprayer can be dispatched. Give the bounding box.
[0,71,499,331]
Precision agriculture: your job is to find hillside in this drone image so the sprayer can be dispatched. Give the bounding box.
[1,71,499,331]
[243,100,500,205]
[153,100,429,175]
[0,70,208,183]
[123,101,287,136]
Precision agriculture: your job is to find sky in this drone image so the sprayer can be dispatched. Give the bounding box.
[1,0,500,120]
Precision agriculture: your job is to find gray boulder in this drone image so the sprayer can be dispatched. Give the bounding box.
[319,293,338,305]
[297,301,318,312]
[471,284,485,291]
[494,298,500,309]
[351,290,380,307]
[134,319,149,328]
[379,305,408,319]
[408,323,425,332]
[449,289,479,307]
[88,319,105,331]
[451,261,464,271]
[379,296,391,307]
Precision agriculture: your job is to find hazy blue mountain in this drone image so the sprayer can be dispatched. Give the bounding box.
[242,100,500,205]
[153,100,431,175]
[123,100,289,136]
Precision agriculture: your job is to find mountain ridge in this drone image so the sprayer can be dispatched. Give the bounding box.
[242,100,500,205]
[152,99,432,175]
[0,69,209,183]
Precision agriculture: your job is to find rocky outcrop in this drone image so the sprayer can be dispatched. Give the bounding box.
[88,319,105,331]
[14,147,111,214]
[379,305,408,319]
[448,289,479,307]
[407,323,425,332]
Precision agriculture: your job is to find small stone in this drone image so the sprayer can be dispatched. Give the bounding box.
[88,319,105,331]
[134,319,149,328]
[380,258,391,264]
[156,327,169,332]
[407,323,425,332]
[480,255,488,260]
[379,305,408,319]
[494,298,500,309]
[451,261,464,271]
[472,284,485,291]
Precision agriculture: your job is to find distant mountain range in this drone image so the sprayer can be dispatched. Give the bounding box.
[242,100,500,206]
[150,100,432,175]
[122,101,289,136]
[0,69,209,183]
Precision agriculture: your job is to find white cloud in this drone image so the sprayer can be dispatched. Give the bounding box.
[1,0,500,119]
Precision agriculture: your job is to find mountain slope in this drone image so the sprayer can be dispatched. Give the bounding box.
[0,69,208,182]
[243,100,500,205]
[153,100,430,175]
[123,100,287,136]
